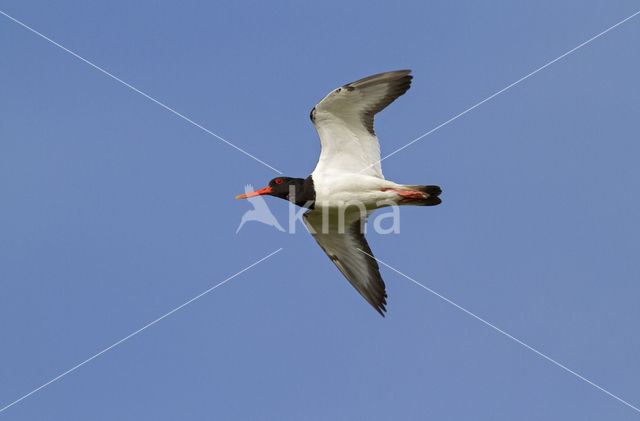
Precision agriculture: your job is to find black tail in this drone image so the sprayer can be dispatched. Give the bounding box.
[407,185,442,206]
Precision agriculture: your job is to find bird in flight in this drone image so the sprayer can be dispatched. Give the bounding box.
[236,70,441,316]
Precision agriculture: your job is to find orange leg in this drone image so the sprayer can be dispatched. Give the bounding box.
[381,188,427,203]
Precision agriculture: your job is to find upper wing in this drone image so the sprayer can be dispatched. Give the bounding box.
[310,70,413,178]
[303,209,387,316]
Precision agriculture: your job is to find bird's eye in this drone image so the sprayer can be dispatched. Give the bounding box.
[275,178,283,184]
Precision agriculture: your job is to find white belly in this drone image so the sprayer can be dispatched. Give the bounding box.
[312,172,403,209]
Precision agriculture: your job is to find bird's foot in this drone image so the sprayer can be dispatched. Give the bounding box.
[380,188,428,203]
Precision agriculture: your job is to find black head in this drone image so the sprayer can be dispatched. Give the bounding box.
[267,177,299,199]
[236,176,315,208]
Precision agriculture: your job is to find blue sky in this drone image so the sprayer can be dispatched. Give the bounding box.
[1,1,639,419]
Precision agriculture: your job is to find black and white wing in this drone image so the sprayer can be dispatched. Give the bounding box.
[309,70,412,179]
[303,209,387,316]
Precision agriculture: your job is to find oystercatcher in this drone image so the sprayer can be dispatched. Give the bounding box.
[237,70,442,316]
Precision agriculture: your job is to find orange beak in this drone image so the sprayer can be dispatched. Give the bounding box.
[235,186,272,199]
